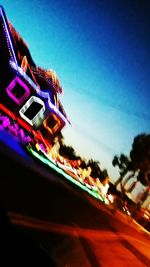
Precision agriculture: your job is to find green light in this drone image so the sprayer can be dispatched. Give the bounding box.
[27,147,104,201]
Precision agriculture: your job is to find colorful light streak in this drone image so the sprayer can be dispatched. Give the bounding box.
[0,110,106,203]
[6,76,30,105]
[0,115,10,129]
[0,6,18,64]
[19,96,45,126]
[0,113,32,143]
[27,146,104,202]
[43,113,61,135]
[10,61,70,125]
[0,103,50,148]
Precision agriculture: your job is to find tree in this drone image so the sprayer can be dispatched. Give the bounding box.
[80,159,87,169]
[101,169,109,180]
[57,132,64,147]
[59,144,78,160]
[112,133,150,206]
[130,134,150,187]
[86,159,102,179]
[126,180,138,193]
[112,154,131,187]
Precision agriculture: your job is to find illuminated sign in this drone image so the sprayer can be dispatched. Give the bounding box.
[43,113,62,135]
[0,6,69,150]
[6,76,30,105]
[19,96,45,126]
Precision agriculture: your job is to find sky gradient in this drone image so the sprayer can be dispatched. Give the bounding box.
[1,0,150,196]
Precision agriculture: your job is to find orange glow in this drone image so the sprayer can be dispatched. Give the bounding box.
[43,113,62,135]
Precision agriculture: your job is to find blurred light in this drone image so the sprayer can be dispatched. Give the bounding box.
[144,212,149,220]
[107,194,114,203]
[28,146,104,201]
[6,76,30,105]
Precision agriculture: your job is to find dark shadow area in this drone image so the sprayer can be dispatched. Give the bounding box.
[0,141,149,267]
[0,206,56,266]
[0,145,114,231]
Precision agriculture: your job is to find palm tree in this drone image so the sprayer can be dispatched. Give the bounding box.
[112,134,150,206]
[122,170,139,193]
[129,134,150,201]
[130,134,150,185]
[86,159,102,179]
[112,154,130,187]
[126,180,138,193]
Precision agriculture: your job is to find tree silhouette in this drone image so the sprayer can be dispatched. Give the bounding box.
[112,133,150,206]
[112,154,131,187]
[86,159,102,179]
[130,134,150,187]
[59,144,79,160]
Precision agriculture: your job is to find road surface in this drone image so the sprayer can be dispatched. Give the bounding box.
[0,131,149,266]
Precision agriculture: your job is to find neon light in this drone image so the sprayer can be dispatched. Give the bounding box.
[28,147,104,201]
[0,7,18,64]
[6,76,30,105]
[19,96,45,126]
[0,112,102,201]
[19,128,32,143]
[21,56,28,72]
[0,114,31,143]
[21,56,39,85]
[10,61,39,91]
[43,113,61,135]
[0,103,32,133]
[17,117,32,131]
[0,115,10,129]
[0,104,50,148]
[10,61,70,125]
[0,103,16,120]
[17,117,50,147]
[8,122,19,136]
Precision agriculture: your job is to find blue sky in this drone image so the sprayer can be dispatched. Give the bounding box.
[1,0,150,186]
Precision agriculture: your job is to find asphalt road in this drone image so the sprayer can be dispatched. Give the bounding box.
[0,133,149,266]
